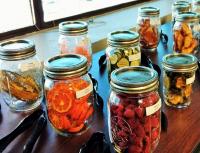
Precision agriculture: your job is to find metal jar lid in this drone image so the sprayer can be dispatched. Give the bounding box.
[59,21,88,35]
[110,66,158,94]
[162,54,198,72]
[172,3,190,13]
[44,54,88,79]
[107,30,139,47]
[0,39,36,60]
[174,1,191,8]
[175,12,199,22]
[138,7,160,16]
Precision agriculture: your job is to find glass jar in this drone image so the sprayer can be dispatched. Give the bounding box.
[137,7,160,52]
[106,30,140,78]
[173,12,200,54]
[0,40,43,112]
[108,66,161,153]
[192,0,200,13]
[58,21,92,69]
[162,54,198,108]
[44,54,94,136]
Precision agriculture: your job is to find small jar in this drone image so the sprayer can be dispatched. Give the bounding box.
[172,3,190,23]
[58,21,92,69]
[0,40,43,112]
[44,54,94,136]
[192,0,200,13]
[106,30,141,78]
[162,54,198,108]
[108,66,161,153]
[173,12,200,54]
[137,7,160,52]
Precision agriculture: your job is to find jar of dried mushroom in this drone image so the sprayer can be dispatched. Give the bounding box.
[44,54,94,136]
[108,66,161,153]
[162,54,198,108]
[192,0,200,13]
[58,21,92,69]
[106,30,141,79]
[137,7,160,52]
[173,12,200,54]
[0,39,43,112]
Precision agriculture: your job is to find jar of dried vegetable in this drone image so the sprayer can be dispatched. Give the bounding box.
[106,30,140,79]
[0,40,43,112]
[137,7,160,52]
[162,54,198,108]
[108,66,161,153]
[58,21,92,69]
[44,54,94,136]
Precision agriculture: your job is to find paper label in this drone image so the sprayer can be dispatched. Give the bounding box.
[146,99,161,116]
[129,53,141,61]
[19,61,40,72]
[76,83,93,99]
[186,75,195,85]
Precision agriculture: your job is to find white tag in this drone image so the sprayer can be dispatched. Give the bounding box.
[128,53,141,61]
[19,61,40,72]
[146,99,161,116]
[76,83,93,99]
[186,75,195,85]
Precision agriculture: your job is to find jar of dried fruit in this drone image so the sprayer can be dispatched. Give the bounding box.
[106,30,140,79]
[0,40,43,112]
[58,21,92,69]
[173,12,200,54]
[44,54,94,136]
[137,7,160,52]
[162,54,198,108]
[192,0,200,13]
[108,66,161,153]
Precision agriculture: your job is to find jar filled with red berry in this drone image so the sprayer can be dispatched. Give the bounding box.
[44,54,94,136]
[58,21,92,69]
[108,66,161,153]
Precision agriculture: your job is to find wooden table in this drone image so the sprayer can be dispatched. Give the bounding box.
[0,22,200,153]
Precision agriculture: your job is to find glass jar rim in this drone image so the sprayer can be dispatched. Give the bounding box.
[175,12,200,22]
[138,6,160,16]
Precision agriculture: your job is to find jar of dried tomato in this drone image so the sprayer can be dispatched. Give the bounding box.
[58,21,92,69]
[106,30,141,79]
[0,39,43,112]
[137,7,160,52]
[173,12,200,54]
[44,54,94,136]
[108,66,161,153]
[162,54,198,108]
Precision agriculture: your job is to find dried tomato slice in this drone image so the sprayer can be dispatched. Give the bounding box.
[68,123,84,133]
[48,111,64,130]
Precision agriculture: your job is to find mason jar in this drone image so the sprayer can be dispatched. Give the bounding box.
[106,30,140,79]
[58,21,92,69]
[137,7,160,52]
[108,66,161,153]
[0,39,43,112]
[44,54,94,136]
[192,0,200,13]
[173,12,200,54]
[162,54,198,108]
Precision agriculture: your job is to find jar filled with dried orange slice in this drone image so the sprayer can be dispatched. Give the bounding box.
[44,54,94,136]
[137,7,160,52]
[173,12,200,54]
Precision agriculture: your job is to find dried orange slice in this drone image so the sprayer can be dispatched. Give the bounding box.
[68,123,84,133]
[48,111,64,130]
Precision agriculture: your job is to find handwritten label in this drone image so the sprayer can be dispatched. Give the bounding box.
[146,99,161,116]
[76,83,93,99]
[186,75,195,85]
[19,61,40,72]
[129,53,141,61]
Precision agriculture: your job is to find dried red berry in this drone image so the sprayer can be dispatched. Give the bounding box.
[124,108,135,118]
[144,117,151,133]
[134,137,143,147]
[135,107,144,118]
[151,116,159,128]
[135,124,145,138]
[151,129,159,141]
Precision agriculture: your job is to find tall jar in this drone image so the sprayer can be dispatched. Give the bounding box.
[192,0,200,13]
[173,12,200,54]
[162,54,198,108]
[106,30,140,79]
[108,66,161,153]
[0,40,43,112]
[44,54,94,136]
[137,7,160,52]
[172,3,190,23]
[58,21,92,69]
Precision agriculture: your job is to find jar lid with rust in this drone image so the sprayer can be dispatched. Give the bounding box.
[162,53,198,72]
[44,54,88,79]
[110,66,158,94]
[138,7,160,16]
[175,12,199,22]
[107,30,139,47]
[0,39,36,60]
[59,21,88,35]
